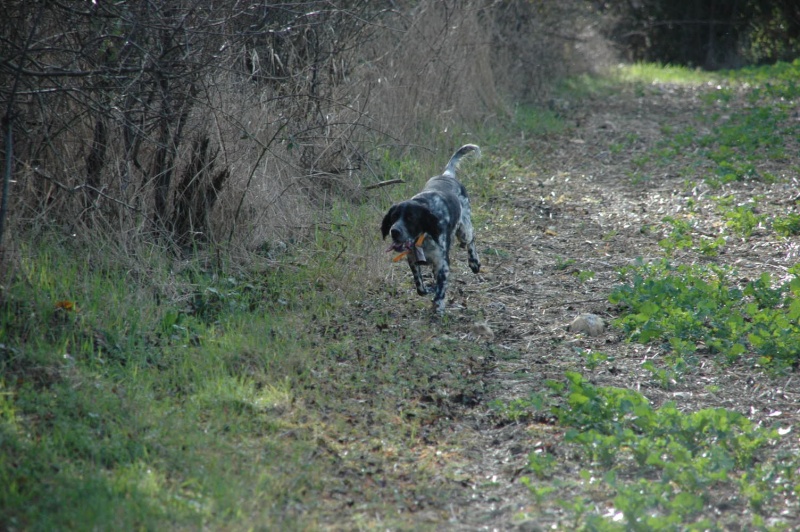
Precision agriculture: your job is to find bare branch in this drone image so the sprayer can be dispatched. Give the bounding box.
[29,166,141,212]
[364,178,404,191]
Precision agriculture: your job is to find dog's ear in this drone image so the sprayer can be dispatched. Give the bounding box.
[381,205,399,239]
[415,205,441,241]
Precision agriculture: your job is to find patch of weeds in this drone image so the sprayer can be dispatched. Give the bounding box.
[745,292,800,368]
[709,158,760,186]
[525,451,558,481]
[579,349,609,371]
[602,229,618,241]
[554,256,576,270]
[489,394,545,424]
[611,259,800,370]
[628,171,651,185]
[718,201,765,239]
[613,133,640,154]
[714,107,789,156]
[773,212,800,236]
[699,85,735,105]
[611,259,742,346]
[642,358,678,389]
[629,61,800,190]
[739,457,800,513]
[697,235,726,257]
[483,247,511,259]
[658,216,695,256]
[630,155,651,170]
[513,104,568,136]
[514,372,786,529]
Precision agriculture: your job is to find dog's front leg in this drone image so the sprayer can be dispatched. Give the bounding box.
[431,259,450,313]
[427,240,450,313]
[407,256,431,296]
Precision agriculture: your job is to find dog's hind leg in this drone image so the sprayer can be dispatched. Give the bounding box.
[456,202,481,274]
[465,239,481,274]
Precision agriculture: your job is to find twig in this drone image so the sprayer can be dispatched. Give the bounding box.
[543,297,608,308]
[30,166,141,212]
[364,178,404,190]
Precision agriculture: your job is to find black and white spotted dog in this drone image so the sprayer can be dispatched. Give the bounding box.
[381,144,481,313]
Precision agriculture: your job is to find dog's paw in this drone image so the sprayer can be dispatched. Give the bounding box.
[469,259,481,274]
[416,285,432,296]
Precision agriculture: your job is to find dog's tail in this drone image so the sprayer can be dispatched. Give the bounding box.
[443,144,480,178]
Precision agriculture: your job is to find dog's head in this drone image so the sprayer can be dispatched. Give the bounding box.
[381,201,440,251]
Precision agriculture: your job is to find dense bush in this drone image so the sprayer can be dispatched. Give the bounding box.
[600,0,800,69]
[0,1,386,246]
[0,0,592,249]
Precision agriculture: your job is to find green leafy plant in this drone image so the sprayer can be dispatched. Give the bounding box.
[611,260,800,370]
[773,212,800,236]
[555,256,577,270]
[579,349,609,371]
[658,216,695,255]
[718,202,765,238]
[489,394,545,423]
[520,476,555,505]
[526,451,558,480]
[522,372,782,529]
[697,235,726,256]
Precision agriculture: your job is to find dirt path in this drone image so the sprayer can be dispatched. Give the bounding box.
[425,82,800,529]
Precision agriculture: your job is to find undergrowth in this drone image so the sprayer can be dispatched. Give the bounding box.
[519,373,787,530]
[0,239,325,529]
[0,148,490,529]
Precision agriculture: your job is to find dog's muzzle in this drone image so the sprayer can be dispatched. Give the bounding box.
[387,236,427,264]
[386,240,413,253]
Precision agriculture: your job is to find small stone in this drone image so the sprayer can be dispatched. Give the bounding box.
[569,313,605,336]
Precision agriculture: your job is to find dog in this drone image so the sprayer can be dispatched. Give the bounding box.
[381,144,481,313]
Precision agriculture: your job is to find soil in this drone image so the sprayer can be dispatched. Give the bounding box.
[326,80,800,530]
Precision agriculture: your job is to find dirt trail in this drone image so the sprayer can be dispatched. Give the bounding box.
[423,83,800,529]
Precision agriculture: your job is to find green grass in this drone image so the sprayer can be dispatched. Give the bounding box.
[0,170,493,529]
[1,239,333,529]
[512,104,568,136]
[558,62,718,102]
[614,62,719,85]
